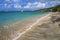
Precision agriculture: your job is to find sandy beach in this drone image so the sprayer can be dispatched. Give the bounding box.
[16,13,51,40]
[17,12,60,40]
[11,13,50,40]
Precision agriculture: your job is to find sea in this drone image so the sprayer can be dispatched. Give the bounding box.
[0,12,48,40]
[0,12,48,26]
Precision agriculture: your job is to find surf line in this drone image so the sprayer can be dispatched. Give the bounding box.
[12,14,50,40]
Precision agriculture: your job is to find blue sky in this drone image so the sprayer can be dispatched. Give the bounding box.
[0,0,60,11]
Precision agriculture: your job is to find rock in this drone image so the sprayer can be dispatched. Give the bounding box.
[51,15,60,23]
[58,24,60,27]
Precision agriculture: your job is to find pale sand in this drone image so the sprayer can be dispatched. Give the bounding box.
[14,13,51,40]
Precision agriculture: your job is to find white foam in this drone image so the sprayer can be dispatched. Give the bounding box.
[3,25,9,29]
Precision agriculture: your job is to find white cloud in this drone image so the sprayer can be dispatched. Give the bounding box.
[33,2,46,8]
[14,4,21,8]
[23,0,60,9]
[5,0,10,2]
[23,2,46,8]
[50,1,60,4]
[5,0,21,3]
[7,4,12,8]
[24,2,31,8]
[4,3,12,8]
[12,0,20,2]
[4,0,21,9]
[4,3,7,7]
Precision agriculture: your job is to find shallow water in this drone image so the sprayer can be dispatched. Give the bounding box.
[0,12,48,40]
[0,12,48,28]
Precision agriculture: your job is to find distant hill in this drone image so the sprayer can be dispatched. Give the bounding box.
[35,5,60,12]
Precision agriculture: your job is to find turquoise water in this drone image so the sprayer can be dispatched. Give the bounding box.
[0,12,48,26]
[0,12,48,40]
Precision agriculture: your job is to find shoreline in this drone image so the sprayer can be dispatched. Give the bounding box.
[12,13,51,40]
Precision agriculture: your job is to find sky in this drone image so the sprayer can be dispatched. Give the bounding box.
[0,0,60,11]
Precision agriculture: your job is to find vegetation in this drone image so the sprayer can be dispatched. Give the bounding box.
[52,5,60,12]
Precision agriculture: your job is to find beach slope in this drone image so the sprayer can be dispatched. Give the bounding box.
[17,12,60,40]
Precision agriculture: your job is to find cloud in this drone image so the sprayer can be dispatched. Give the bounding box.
[23,2,31,8]
[45,0,60,7]
[4,3,8,8]
[5,0,21,3]
[3,3,13,8]
[14,4,21,8]
[12,0,20,2]
[1,0,60,11]
[5,0,21,8]
[33,2,45,8]
[50,1,60,4]
[5,0,10,2]
[23,2,46,9]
